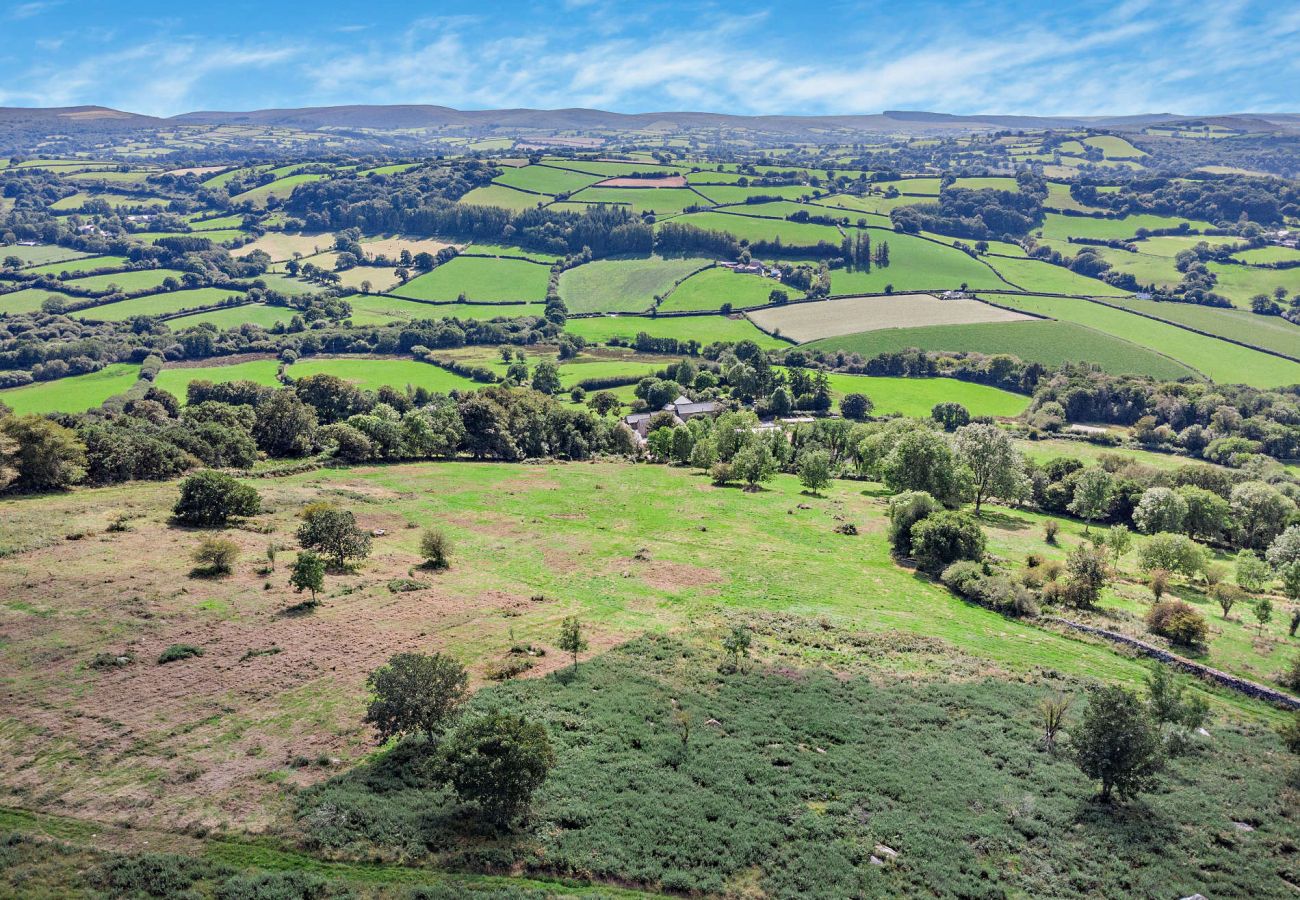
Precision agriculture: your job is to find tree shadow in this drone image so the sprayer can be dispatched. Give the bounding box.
[975,509,1033,531]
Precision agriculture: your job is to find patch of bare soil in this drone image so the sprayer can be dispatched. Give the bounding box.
[595,175,687,188]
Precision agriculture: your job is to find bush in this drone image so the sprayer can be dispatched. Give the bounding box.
[158,644,204,664]
[941,561,1038,617]
[886,490,941,557]
[1145,600,1209,647]
[419,528,451,569]
[440,713,555,830]
[910,510,985,574]
[1136,533,1207,579]
[191,536,240,575]
[173,470,261,527]
[709,461,734,486]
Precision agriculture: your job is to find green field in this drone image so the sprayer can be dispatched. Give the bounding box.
[165,303,297,330]
[354,295,546,325]
[459,183,550,211]
[1231,245,1300,265]
[1084,134,1147,159]
[991,294,1300,386]
[816,192,924,216]
[462,242,562,263]
[22,255,128,276]
[1042,182,1108,213]
[566,313,786,347]
[661,210,844,246]
[559,255,711,313]
[0,244,88,266]
[129,229,246,245]
[694,183,818,205]
[567,186,708,215]
[493,165,601,195]
[662,266,803,312]
[392,256,550,302]
[821,372,1030,418]
[1036,213,1216,243]
[544,159,688,177]
[49,192,168,211]
[229,173,326,206]
[0,287,78,315]
[152,359,283,398]
[1095,296,1300,358]
[1205,262,1300,308]
[63,267,188,294]
[74,287,248,321]
[984,256,1132,296]
[829,232,1008,293]
[1136,235,1243,257]
[0,363,141,414]
[806,319,1199,379]
[288,356,480,393]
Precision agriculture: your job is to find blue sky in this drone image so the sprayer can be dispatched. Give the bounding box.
[2,0,1297,117]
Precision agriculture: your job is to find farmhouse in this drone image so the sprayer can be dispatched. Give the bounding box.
[623,395,724,439]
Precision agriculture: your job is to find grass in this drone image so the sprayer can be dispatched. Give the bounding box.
[990,294,1300,387]
[751,294,1031,343]
[661,266,804,312]
[354,296,547,325]
[493,165,602,195]
[820,372,1030,418]
[0,244,88,266]
[662,211,844,247]
[62,267,188,294]
[463,242,562,264]
[1035,213,1216,243]
[558,256,711,314]
[231,232,335,262]
[22,254,129,276]
[74,288,248,322]
[229,173,326,207]
[828,232,1009,293]
[1043,182,1109,213]
[0,287,78,314]
[49,192,168,211]
[460,184,551,211]
[287,356,481,393]
[566,187,707,215]
[984,256,1132,296]
[129,229,246,246]
[152,359,283,398]
[1095,296,1300,358]
[1205,262,1300,309]
[166,304,297,331]
[565,313,786,348]
[393,256,550,303]
[1084,134,1147,159]
[1232,246,1300,265]
[805,320,1200,380]
[0,363,141,414]
[694,183,817,205]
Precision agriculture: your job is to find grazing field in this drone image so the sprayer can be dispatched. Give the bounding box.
[816,192,923,216]
[392,256,550,302]
[0,287,79,314]
[661,210,844,246]
[63,267,188,294]
[462,242,561,263]
[828,233,1009,293]
[231,231,334,261]
[1136,234,1244,257]
[23,254,128,276]
[1096,296,1300,358]
[1231,245,1300,265]
[567,186,707,215]
[596,174,688,187]
[749,294,1033,343]
[250,273,316,295]
[229,173,326,206]
[50,192,168,211]
[564,313,786,347]
[0,244,88,266]
[165,303,297,330]
[543,159,688,177]
[991,293,1300,386]
[806,319,1200,379]
[1205,261,1300,308]
[129,228,246,246]
[1077,245,1183,288]
[1035,212,1215,242]
[493,165,601,195]
[74,287,247,321]
[152,358,283,397]
[355,295,545,324]
[820,372,1031,418]
[287,356,480,393]
[1042,181,1109,213]
[558,255,711,313]
[459,183,550,211]
[985,256,1132,295]
[661,266,803,312]
[694,183,818,205]
[873,177,942,195]
[360,235,459,260]
[0,363,141,414]
[1084,134,1146,159]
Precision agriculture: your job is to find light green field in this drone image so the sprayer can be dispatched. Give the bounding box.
[353,295,546,325]
[63,170,153,184]
[152,359,282,398]
[229,173,326,207]
[566,313,785,348]
[23,255,129,276]
[559,256,711,313]
[1230,245,1300,265]
[1036,213,1216,242]
[63,268,188,294]
[0,245,88,266]
[829,232,1008,293]
[287,356,480,393]
[459,184,550,211]
[661,266,804,312]
[556,358,672,390]
[1079,245,1183,288]
[821,372,1030,418]
[684,169,750,184]
[925,233,1027,257]
[493,165,601,195]
[392,256,550,302]
[1136,235,1243,258]
[814,192,921,216]
[665,211,845,246]
[805,319,1198,380]
[251,273,317,296]
[694,184,817,205]
[544,159,689,177]
[74,288,247,321]
[567,186,707,215]
[873,177,941,195]
[1042,182,1109,213]
[49,192,168,211]
[1084,134,1147,159]
[188,214,246,231]
[1096,296,1300,358]
[984,256,1131,296]
[950,176,1022,191]
[462,242,562,264]
[718,200,832,220]
[0,287,78,315]
[165,304,297,331]
[991,294,1300,387]
[0,363,141,415]
[1205,262,1300,309]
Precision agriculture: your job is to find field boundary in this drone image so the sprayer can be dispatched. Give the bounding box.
[1079,296,1300,363]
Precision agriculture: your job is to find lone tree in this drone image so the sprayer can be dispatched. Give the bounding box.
[191,536,240,576]
[440,713,555,830]
[289,550,325,603]
[297,503,372,569]
[721,624,752,673]
[1071,685,1163,803]
[558,616,588,671]
[953,423,1026,514]
[173,470,260,527]
[840,393,873,421]
[364,652,469,745]
[420,528,452,570]
[797,450,832,496]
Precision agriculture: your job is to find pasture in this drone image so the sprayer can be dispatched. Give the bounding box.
[558,255,711,313]
[492,165,601,195]
[74,288,248,321]
[1232,245,1300,265]
[1096,296,1300,358]
[805,319,1199,380]
[985,256,1132,296]
[663,210,845,246]
[0,244,88,266]
[353,295,546,325]
[63,267,188,295]
[567,186,707,215]
[392,256,550,302]
[0,363,141,415]
[165,303,297,331]
[563,313,786,348]
[459,184,550,211]
[229,173,326,207]
[1035,213,1216,243]
[694,184,818,205]
[151,359,283,398]
[287,356,480,393]
[1205,262,1300,309]
[231,232,334,262]
[22,255,128,276]
[828,232,1008,293]
[661,266,803,312]
[749,294,1033,343]
[0,288,78,314]
[820,372,1031,418]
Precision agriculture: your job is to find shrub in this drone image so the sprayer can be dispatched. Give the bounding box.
[941,561,1038,617]
[158,644,204,664]
[1063,544,1109,608]
[1044,520,1060,544]
[419,528,452,569]
[1148,568,1170,602]
[1136,533,1207,579]
[709,461,734,485]
[1071,685,1164,803]
[910,510,985,574]
[1145,600,1209,647]
[173,470,260,527]
[191,536,240,575]
[440,713,555,829]
[1281,655,1300,691]
[886,490,941,557]
[387,578,430,593]
[1280,714,1300,754]
[485,656,535,680]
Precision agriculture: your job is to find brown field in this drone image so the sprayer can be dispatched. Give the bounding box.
[360,235,460,260]
[746,293,1034,343]
[595,175,688,188]
[164,165,230,177]
[231,232,335,262]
